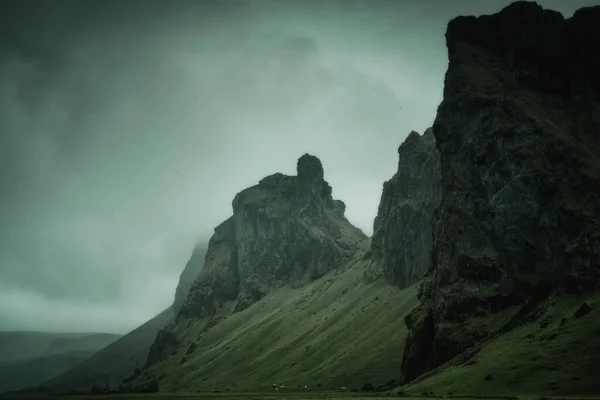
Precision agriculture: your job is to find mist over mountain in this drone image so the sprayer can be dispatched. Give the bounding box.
[1,0,599,398]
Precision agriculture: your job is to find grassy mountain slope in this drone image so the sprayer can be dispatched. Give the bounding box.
[141,251,418,393]
[43,307,174,392]
[403,292,600,397]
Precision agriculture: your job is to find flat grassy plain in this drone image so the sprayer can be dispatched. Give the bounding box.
[0,394,396,400]
[3,394,600,400]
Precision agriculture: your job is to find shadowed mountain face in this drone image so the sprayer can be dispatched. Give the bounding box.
[367,128,441,288]
[402,1,600,384]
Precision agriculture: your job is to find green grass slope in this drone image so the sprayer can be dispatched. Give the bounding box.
[141,252,419,393]
[403,293,600,397]
[43,307,175,392]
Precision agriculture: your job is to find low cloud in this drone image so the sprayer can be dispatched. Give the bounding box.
[0,0,592,334]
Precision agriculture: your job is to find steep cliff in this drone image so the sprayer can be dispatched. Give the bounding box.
[173,243,208,312]
[367,128,441,287]
[177,154,368,321]
[402,2,600,384]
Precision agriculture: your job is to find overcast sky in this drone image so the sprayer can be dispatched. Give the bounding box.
[0,0,595,334]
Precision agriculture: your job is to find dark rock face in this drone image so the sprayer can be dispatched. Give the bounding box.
[178,154,368,318]
[401,2,600,382]
[173,243,208,313]
[145,329,179,368]
[367,128,441,287]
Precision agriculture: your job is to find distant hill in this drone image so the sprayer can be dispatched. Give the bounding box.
[41,307,174,392]
[0,331,120,393]
[40,243,208,394]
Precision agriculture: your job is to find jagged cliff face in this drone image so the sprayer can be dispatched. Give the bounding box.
[367,128,441,288]
[402,2,600,382]
[178,154,368,319]
[173,243,208,312]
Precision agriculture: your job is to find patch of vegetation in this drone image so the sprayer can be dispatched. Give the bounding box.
[404,293,600,396]
[133,259,420,393]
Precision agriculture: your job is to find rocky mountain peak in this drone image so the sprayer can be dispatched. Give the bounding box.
[297,153,324,181]
[231,154,339,221]
[176,154,367,321]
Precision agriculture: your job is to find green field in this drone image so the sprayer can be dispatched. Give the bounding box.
[4,394,600,400]
[1,394,395,400]
[404,293,600,397]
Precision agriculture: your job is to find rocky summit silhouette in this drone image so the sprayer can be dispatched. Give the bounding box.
[145,154,368,367]
[179,154,368,318]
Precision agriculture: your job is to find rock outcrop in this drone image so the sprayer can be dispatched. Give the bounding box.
[367,128,441,287]
[173,243,208,312]
[178,154,368,318]
[401,2,600,383]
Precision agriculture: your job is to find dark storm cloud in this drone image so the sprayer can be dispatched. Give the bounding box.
[0,0,597,334]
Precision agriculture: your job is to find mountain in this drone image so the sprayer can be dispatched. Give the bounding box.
[114,151,439,392]
[143,154,369,367]
[400,2,600,396]
[44,149,436,393]
[141,257,419,393]
[177,154,367,318]
[38,1,600,396]
[366,127,441,287]
[173,243,209,312]
[0,331,120,393]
